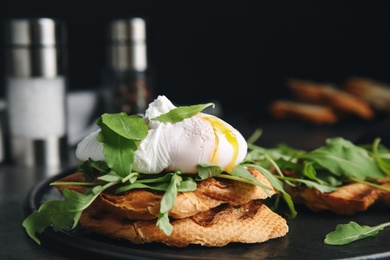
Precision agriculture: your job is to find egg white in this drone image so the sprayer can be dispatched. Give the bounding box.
[76,95,247,174]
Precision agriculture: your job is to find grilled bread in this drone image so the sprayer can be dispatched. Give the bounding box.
[79,199,288,247]
[285,177,390,215]
[55,168,288,247]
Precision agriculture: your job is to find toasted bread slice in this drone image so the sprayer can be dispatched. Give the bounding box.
[56,168,275,220]
[78,200,288,247]
[285,177,390,215]
[269,100,338,124]
[287,79,375,120]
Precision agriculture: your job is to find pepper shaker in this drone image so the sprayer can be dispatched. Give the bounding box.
[101,17,153,114]
[4,18,68,168]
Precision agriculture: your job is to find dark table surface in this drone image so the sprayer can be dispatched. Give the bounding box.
[1,115,390,260]
[0,152,81,260]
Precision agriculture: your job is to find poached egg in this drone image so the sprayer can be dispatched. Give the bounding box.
[76,95,248,174]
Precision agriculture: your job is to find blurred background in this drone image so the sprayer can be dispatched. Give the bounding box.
[1,0,390,119]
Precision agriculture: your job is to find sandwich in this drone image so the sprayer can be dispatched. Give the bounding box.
[23,95,289,247]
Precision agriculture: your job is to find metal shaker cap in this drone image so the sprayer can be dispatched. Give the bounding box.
[109,18,146,42]
[5,18,66,46]
[107,18,147,71]
[4,18,67,77]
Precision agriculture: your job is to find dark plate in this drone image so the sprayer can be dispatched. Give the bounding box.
[24,169,390,260]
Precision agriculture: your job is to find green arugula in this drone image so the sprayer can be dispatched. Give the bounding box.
[152,103,215,123]
[115,172,197,193]
[23,182,117,244]
[300,137,384,180]
[324,221,390,245]
[197,164,272,190]
[370,138,390,176]
[245,129,390,244]
[156,172,182,235]
[245,131,390,193]
[244,163,297,218]
[96,113,148,178]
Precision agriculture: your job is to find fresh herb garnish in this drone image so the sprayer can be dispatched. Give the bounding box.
[96,113,148,178]
[300,137,384,180]
[152,103,215,123]
[79,159,110,181]
[156,172,184,235]
[245,129,390,244]
[324,221,390,245]
[23,181,117,244]
[370,138,390,176]
[245,131,390,193]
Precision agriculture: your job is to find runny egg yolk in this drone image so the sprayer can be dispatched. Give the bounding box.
[202,115,239,173]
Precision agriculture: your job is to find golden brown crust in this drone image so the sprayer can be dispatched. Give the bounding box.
[287,79,375,120]
[285,177,390,215]
[56,168,287,247]
[269,100,338,124]
[79,200,289,247]
[56,168,275,220]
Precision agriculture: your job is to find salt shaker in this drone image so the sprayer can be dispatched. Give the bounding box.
[4,18,68,168]
[101,17,153,114]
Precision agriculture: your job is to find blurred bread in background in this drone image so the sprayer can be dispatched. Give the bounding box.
[287,79,375,120]
[344,76,390,113]
[269,77,390,124]
[269,100,338,124]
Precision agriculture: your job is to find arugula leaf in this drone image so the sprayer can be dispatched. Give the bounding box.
[116,172,176,193]
[245,143,303,171]
[22,184,115,244]
[98,113,148,140]
[229,165,272,188]
[370,138,390,176]
[243,163,297,218]
[157,172,182,235]
[22,191,80,244]
[301,137,384,180]
[280,176,336,193]
[98,172,123,182]
[96,114,148,178]
[115,173,197,193]
[98,128,137,178]
[196,164,223,180]
[315,171,343,187]
[349,177,390,193]
[324,221,390,245]
[116,181,171,192]
[177,178,197,191]
[79,159,110,181]
[121,172,140,183]
[152,103,215,123]
[301,161,319,181]
[196,164,273,194]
